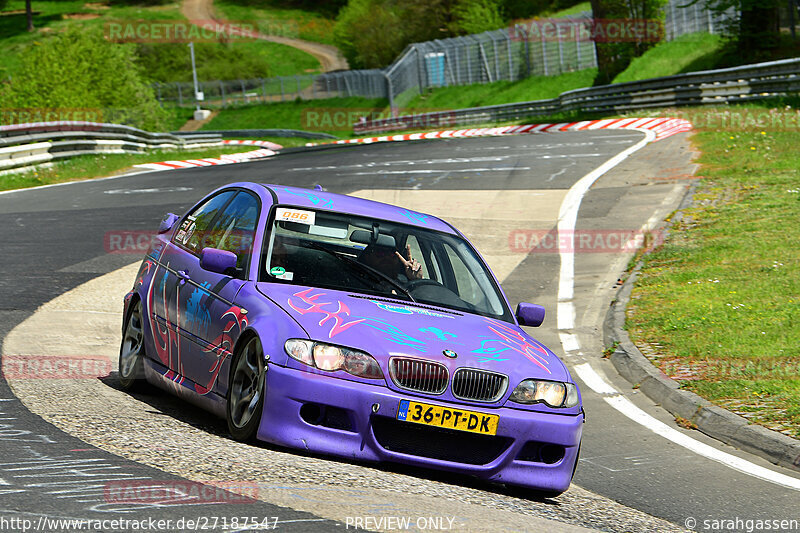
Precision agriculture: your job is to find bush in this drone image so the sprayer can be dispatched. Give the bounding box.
[0,27,168,131]
[334,0,507,69]
[451,0,505,35]
[333,0,406,69]
[135,42,274,83]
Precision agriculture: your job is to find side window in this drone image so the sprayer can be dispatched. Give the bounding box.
[212,192,260,273]
[174,191,235,252]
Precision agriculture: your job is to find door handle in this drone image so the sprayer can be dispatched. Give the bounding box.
[177,270,191,285]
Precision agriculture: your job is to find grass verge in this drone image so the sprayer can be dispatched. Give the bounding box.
[200,96,389,137]
[627,101,800,438]
[613,32,726,84]
[0,144,281,192]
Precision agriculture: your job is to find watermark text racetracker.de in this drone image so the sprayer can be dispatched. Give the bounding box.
[104,20,261,43]
[0,515,279,532]
[685,516,799,532]
[509,228,665,254]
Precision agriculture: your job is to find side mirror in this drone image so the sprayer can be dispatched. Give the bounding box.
[516,303,545,327]
[158,213,180,234]
[200,248,237,275]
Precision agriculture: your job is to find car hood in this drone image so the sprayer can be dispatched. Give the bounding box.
[256,283,570,383]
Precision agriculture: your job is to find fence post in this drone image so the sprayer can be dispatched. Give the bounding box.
[507,35,514,81]
[541,30,548,76]
[220,81,226,108]
[557,27,564,73]
[280,77,285,101]
[466,40,473,82]
[492,36,500,81]
[670,1,677,40]
[176,83,183,106]
[576,21,582,68]
[295,75,301,99]
[240,79,247,104]
[156,82,162,103]
[262,79,267,102]
[384,72,395,117]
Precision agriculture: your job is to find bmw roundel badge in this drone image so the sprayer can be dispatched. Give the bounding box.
[443,349,458,359]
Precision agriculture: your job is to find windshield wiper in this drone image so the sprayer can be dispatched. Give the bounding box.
[300,242,415,302]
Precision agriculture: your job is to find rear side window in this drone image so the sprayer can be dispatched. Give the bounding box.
[174,191,235,252]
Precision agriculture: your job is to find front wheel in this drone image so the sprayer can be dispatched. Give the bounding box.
[119,300,146,391]
[226,336,266,441]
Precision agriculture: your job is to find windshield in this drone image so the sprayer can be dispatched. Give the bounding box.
[261,206,512,321]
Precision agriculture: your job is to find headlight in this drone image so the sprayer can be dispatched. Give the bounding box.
[284,339,383,379]
[509,379,580,408]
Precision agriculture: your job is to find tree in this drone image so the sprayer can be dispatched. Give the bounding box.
[590,0,668,85]
[26,0,33,31]
[705,0,781,57]
[1,27,168,130]
[333,0,506,69]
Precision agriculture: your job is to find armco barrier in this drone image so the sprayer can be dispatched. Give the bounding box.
[0,121,223,173]
[355,57,800,134]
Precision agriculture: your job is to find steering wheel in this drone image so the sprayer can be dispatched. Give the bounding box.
[406,279,443,290]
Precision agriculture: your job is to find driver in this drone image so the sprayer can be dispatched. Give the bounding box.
[359,244,424,282]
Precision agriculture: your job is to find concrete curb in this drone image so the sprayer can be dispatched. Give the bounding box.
[603,211,800,473]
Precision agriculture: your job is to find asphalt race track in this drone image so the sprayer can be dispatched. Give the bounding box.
[1,132,799,532]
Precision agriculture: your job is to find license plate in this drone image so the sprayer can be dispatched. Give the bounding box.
[396,400,499,436]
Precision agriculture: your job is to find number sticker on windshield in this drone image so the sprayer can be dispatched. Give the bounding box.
[276,208,315,225]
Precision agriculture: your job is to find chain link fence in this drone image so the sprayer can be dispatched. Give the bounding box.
[154,0,737,110]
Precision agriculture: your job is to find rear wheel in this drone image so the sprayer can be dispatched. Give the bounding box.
[226,336,266,441]
[119,300,145,390]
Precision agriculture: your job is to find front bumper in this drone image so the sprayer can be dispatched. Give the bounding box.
[258,364,584,493]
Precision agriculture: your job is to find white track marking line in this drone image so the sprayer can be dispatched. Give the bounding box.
[558,131,800,491]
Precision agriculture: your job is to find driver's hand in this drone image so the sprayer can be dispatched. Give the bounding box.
[396,245,423,280]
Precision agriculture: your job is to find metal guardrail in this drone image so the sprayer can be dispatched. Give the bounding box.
[0,122,223,173]
[172,129,338,140]
[354,57,800,134]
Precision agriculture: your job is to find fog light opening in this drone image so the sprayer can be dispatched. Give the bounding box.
[540,444,565,464]
[300,403,324,426]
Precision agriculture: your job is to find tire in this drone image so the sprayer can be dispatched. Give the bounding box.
[119,299,146,391]
[226,336,266,441]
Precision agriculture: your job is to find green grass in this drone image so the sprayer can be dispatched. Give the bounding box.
[406,69,597,110]
[200,96,388,136]
[0,0,321,81]
[627,101,800,438]
[214,0,336,45]
[613,32,726,84]
[0,144,277,191]
[540,1,592,18]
